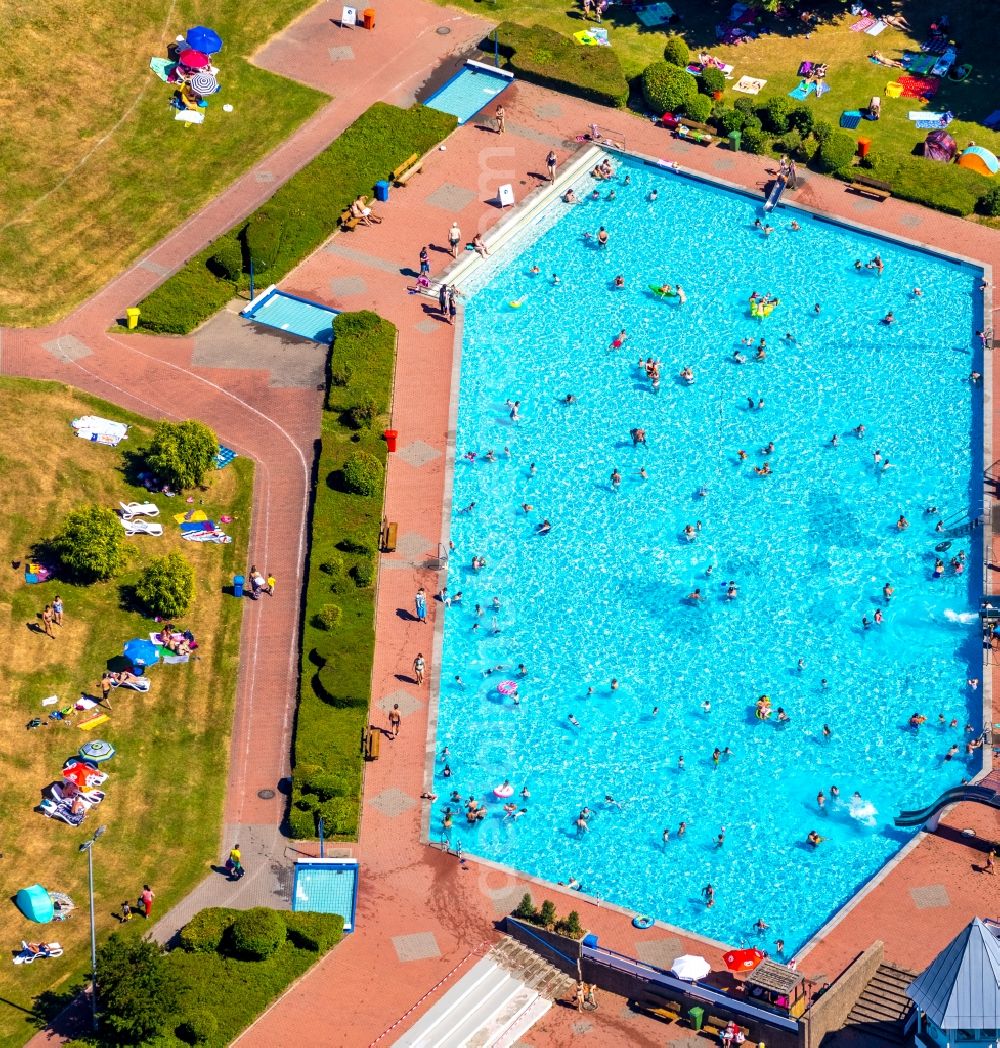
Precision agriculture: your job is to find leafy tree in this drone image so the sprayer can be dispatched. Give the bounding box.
[145,419,218,491]
[135,551,195,618]
[97,933,177,1043]
[538,899,558,928]
[662,34,689,67]
[53,506,128,581]
[641,61,696,115]
[700,66,726,96]
[762,96,791,134]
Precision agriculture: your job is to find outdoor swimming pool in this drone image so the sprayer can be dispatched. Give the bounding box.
[434,154,985,955]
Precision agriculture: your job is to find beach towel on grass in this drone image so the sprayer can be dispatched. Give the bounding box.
[865,20,887,35]
[179,519,216,533]
[899,75,940,98]
[815,80,831,97]
[636,2,674,26]
[850,16,875,31]
[915,118,951,129]
[71,416,128,447]
[840,111,862,129]
[789,81,815,100]
[903,53,936,75]
[732,76,767,95]
[173,509,208,524]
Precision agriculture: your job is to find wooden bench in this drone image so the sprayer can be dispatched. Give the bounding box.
[365,726,380,761]
[339,207,360,231]
[646,1000,683,1022]
[381,520,398,552]
[847,176,892,201]
[675,122,715,146]
[391,152,422,186]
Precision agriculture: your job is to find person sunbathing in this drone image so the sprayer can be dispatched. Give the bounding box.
[21,942,54,955]
[870,50,903,68]
[162,634,192,656]
[111,670,145,687]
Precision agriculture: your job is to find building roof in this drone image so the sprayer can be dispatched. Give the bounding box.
[906,918,1000,1030]
[745,960,804,995]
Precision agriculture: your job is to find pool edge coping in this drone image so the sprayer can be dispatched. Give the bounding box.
[420,142,997,956]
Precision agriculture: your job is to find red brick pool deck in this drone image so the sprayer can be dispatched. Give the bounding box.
[5,4,999,1044]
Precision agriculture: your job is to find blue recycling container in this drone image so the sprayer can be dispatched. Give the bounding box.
[374,180,390,203]
[233,575,245,598]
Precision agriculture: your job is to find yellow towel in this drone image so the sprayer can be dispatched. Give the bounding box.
[79,714,110,731]
[173,509,207,524]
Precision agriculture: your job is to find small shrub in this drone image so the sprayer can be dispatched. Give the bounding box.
[733,96,758,116]
[337,533,376,556]
[978,186,1000,216]
[53,506,128,582]
[514,893,537,921]
[288,807,316,838]
[341,451,383,496]
[700,66,726,96]
[798,137,819,162]
[228,908,286,960]
[283,912,344,952]
[662,34,689,68]
[350,556,375,588]
[319,555,344,577]
[538,900,557,929]
[177,1011,219,1045]
[813,119,833,143]
[775,129,802,156]
[741,128,770,155]
[641,61,696,114]
[860,150,881,170]
[683,93,712,123]
[787,104,814,135]
[145,419,218,490]
[329,362,353,387]
[816,131,857,172]
[762,96,791,134]
[208,236,244,281]
[135,552,195,618]
[179,908,237,954]
[712,107,745,135]
[741,113,763,134]
[245,212,284,273]
[555,910,584,938]
[314,603,342,630]
[348,396,379,429]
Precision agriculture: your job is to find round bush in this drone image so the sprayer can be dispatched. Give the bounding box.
[787,104,814,135]
[662,34,689,68]
[713,107,745,135]
[700,66,726,96]
[798,137,820,161]
[741,128,770,155]
[135,551,195,618]
[179,908,235,953]
[683,93,712,123]
[54,506,128,582]
[816,131,857,172]
[337,533,376,556]
[351,556,375,588]
[319,555,344,578]
[209,238,243,281]
[733,96,758,116]
[349,396,379,429]
[775,129,802,157]
[641,61,696,114]
[813,119,833,143]
[341,450,383,496]
[859,150,881,170]
[177,1011,218,1045]
[229,907,286,960]
[314,603,342,630]
[762,96,791,134]
[288,807,316,839]
[978,186,1000,216]
[741,113,763,134]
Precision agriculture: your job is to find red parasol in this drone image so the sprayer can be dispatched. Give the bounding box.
[723,947,765,972]
[177,49,210,70]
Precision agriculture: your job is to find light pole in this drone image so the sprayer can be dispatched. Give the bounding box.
[80,824,107,1033]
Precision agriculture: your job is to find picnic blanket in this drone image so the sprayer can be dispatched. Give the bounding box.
[920,37,949,55]
[175,110,205,124]
[180,519,216,533]
[840,110,862,129]
[850,16,876,31]
[865,20,887,36]
[71,416,128,447]
[815,80,830,97]
[789,80,815,100]
[732,76,767,95]
[149,56,177,81]
[183,529,232,544]
[635,2,674,26]
[898,75,940,98]
[174,509,208,524]
[214,445,238,469]
[573,28,610,46]
[903,52,937,75]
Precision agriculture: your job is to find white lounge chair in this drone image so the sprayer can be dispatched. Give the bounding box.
[120,517,163,537]
[119,501,160,518]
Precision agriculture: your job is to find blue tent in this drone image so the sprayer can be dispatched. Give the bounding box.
[16,884,54,923]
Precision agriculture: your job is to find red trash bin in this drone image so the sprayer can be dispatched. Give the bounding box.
[857,136,872,158]
[363,8,376,29]
[384,428,398,452]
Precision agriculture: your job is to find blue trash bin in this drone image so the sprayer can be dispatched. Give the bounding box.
[233,575,245,598]
[374,180,390,203]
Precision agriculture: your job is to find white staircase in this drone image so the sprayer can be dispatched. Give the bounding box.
[393,938,574,1048]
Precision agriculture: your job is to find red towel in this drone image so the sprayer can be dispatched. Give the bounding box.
[898,75,941,98]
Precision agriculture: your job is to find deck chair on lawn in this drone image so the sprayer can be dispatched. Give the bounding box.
[119,501,160,518]
[120,517,164,537]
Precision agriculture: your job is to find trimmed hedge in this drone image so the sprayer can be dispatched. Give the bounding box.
[490,23,628,108]
[834,153,988,216]
[662,34,689,68]
[292,310,396,839]
[135,104,456,334]
[179,908,238,954]
[230,908,286,960]
[816,131,857,172]
[683,94,712,124]
[342,450,383,496]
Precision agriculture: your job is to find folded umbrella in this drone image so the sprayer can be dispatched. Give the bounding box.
[185,26,223,54]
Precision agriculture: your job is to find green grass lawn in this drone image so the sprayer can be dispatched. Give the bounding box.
[0,0,326,328]
[0,379,249,1048]
[448,0,1000,210]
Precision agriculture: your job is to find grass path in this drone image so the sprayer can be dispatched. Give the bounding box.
[0,0,325,327]
[0,379,249,1048]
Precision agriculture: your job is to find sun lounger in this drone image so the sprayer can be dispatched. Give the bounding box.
[110,675,151,691]
[120,501,160,518]
[120,517,164,537]
[13,942,63,965]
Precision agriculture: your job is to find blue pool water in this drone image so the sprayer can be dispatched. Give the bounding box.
[243,288,337,343]
[433,154,986,954]
[424,62,512,124]
[292,860,358,931]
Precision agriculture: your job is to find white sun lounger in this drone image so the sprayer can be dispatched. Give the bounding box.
[120,517,164,537]
[119,501,160,518]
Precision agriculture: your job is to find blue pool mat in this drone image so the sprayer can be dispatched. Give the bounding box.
[840,110,862,128]
[214,446,238,469]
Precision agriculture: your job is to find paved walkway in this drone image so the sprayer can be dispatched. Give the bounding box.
[7,6,1000,1047]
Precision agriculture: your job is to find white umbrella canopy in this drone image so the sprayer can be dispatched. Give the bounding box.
[671,954,711,981]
